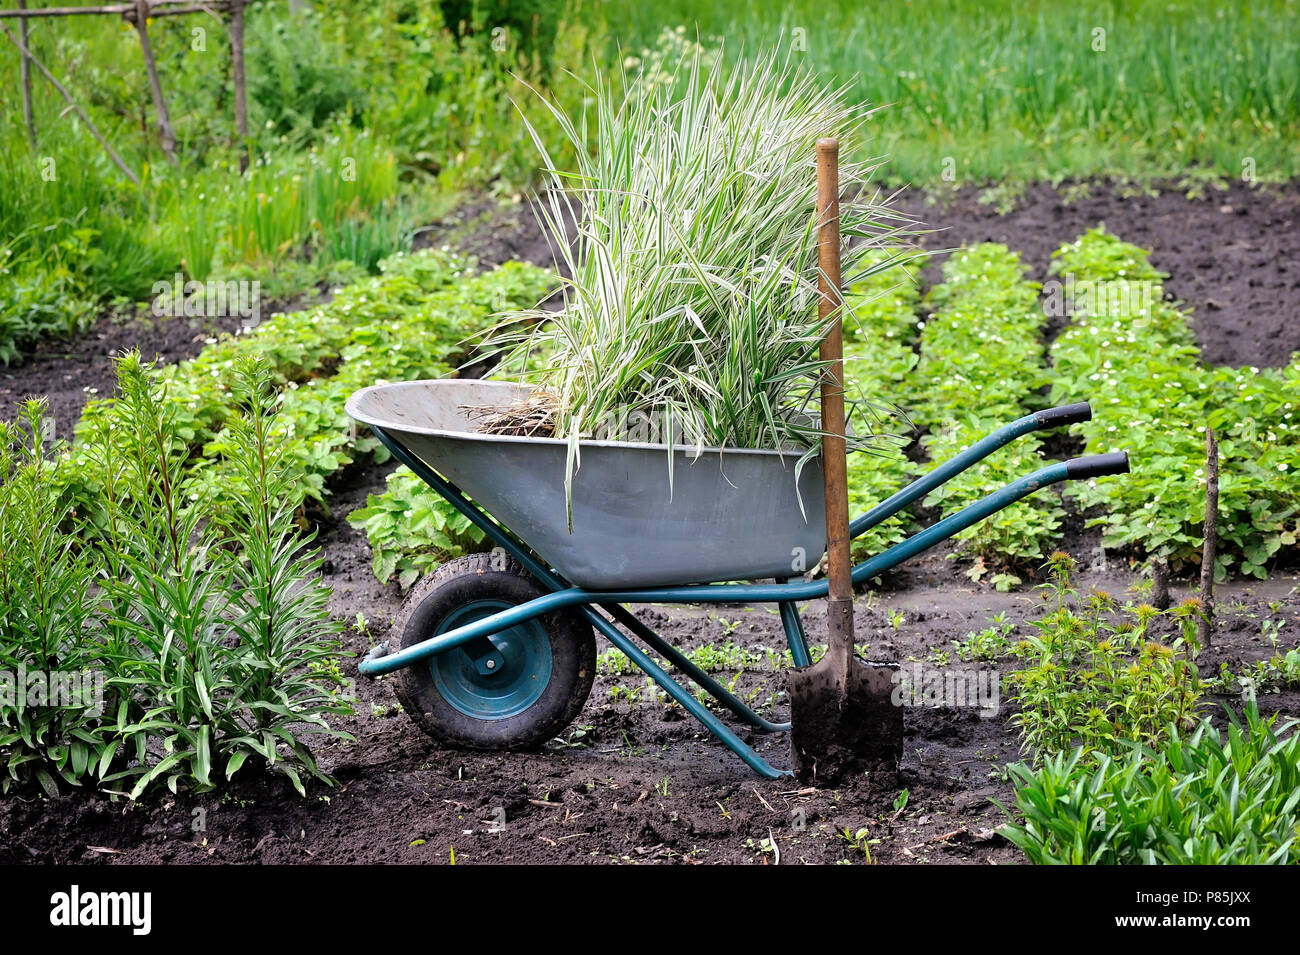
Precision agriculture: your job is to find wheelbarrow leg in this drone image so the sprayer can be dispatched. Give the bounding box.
[778,599,812,668]
[599,603,790,733]
[577,606,789,778]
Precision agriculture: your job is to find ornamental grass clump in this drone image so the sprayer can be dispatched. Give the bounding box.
[487,46,913,499]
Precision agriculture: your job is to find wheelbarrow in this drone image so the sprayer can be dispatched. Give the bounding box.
[346,379,1129,778]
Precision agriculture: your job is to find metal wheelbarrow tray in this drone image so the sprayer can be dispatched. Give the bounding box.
[348,382,1130,778]
[346,379,826,589]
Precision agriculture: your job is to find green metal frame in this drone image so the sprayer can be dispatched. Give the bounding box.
[360,402,1119,778]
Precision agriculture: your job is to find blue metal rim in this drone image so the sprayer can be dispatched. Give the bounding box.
[429,600,553,720]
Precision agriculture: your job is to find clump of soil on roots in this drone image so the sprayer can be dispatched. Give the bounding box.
[465,390,561,438]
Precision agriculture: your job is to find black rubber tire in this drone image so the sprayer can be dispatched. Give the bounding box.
[391,553,596,750]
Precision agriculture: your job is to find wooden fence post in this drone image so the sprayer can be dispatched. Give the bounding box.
[0,21,140,184]
[228,0,248,172]
[17,0,36,146]
[133,0,178,162]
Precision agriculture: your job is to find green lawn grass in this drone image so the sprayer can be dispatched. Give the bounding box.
[602,0,1300,185]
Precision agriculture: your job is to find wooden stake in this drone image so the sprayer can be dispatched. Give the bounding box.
[1197,428,1219,647]
[228,0,248,172]
[17,0,35,147]
[134,0,177,162]
[816,137,853,695]
[0,21,139,185]
[1150,558,1171,610]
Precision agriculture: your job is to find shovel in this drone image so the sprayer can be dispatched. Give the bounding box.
[789,138,904,783]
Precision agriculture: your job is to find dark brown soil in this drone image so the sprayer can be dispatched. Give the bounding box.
[414,196,573,275]
[0,313,245,443]
[3,181,1300,866]
[894,180,1300,368]
[0,286,333,442]
[4,515,1297,865]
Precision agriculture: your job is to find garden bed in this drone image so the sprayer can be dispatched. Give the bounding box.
[5,179,1297,430]
[2,545,1296,865]
[899,179,1300,369]
[3,181,1299,864]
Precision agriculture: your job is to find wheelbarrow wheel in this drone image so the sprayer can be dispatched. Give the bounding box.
[392,553,596,750]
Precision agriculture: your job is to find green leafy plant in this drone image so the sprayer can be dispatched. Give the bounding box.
[842,249,925,559]
[0,229,102,365]
[247,13,367,142]
[90,354,353,797]
[999,706,1300,865]
[892,788,909,814]
[0,401,105,794]
[910,244,1064,565]
[952,614,1019,662]
[1007,553,1202,762]
[1205,648,1300,698]
[838,826,880,863]
[202,358,356,791]
[347,467,488,588]
[1047,227,1300,578]
[0,355,354,797]
[60,251,552,549]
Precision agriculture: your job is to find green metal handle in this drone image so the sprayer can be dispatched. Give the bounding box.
[850,402,1093,539]
[357,456,1125,678]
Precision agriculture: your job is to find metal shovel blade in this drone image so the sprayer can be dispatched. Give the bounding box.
[789,650,903,783]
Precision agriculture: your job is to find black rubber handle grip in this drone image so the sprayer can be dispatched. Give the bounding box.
[1065,451,1130,480]
[1034,402,1092,428]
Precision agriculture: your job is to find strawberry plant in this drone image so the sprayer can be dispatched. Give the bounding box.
[1047,228,1300,577]
[195,261,555,514]
[347,468,488,588]
[105,247,472,451]
[910,244,1064,570]
[56,252,552,536]
[842,250,926,559]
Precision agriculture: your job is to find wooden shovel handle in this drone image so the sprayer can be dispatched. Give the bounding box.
[816,138,854,664]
